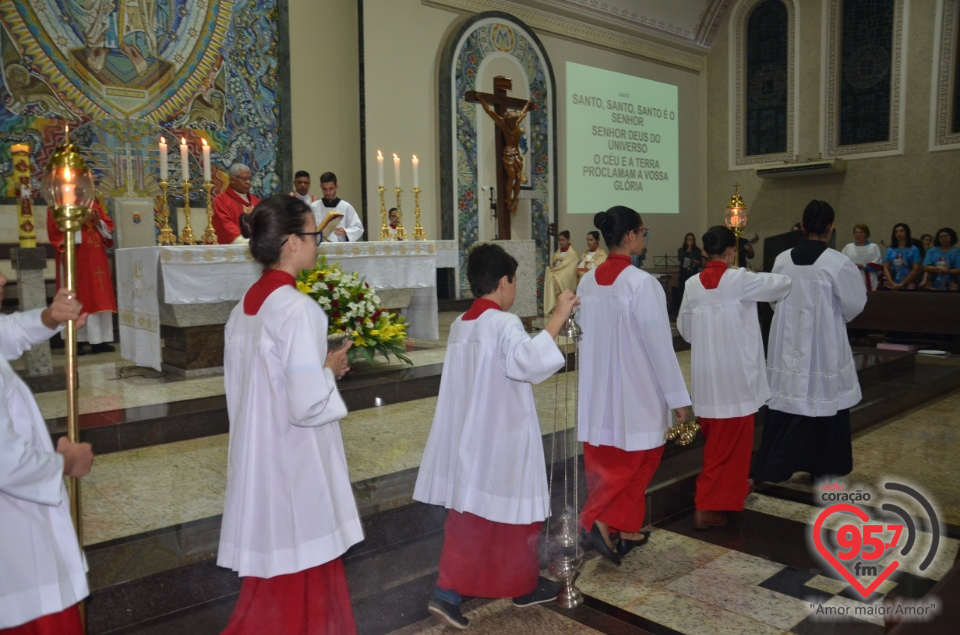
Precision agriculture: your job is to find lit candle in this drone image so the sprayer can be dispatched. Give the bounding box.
[201,139,211,182]
[393,153,401,187]
[62,166,76,206]
[159,137,168,181]
[377,150,384,187]
[180,137,189,182]
[412,155,419,188]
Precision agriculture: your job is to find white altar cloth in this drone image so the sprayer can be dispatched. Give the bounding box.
[117,242,439,370]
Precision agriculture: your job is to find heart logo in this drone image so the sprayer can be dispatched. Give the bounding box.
[812,503,900,598]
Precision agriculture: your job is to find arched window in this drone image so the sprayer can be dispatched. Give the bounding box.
[933,0,960,149]
[731,0,796,168]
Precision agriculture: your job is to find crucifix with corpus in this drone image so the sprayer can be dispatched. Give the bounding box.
[465,76,533,240]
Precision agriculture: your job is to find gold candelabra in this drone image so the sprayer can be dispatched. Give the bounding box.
[394,187,407,241]
[202,181,216,244]
[378,186,390,240]
[412,187,427,240]
[157,180,177,245]
[179,180,197,245]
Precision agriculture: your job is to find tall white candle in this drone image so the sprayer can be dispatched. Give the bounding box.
[159,137,168,181]
[377,150,384,187]
[412,155,419,188]
[180,138,189,181]
[393,153,400,187]
[202,139,211,182]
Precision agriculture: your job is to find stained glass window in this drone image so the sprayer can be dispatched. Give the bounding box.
[838,0,894,146]
[745,0,788,156]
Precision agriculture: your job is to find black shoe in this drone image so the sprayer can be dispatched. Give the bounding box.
[90,342,116,354]
[513,576,562,607]
[583,523,621,566]
[427,599,469,630]
[616,531,650,558]
[76,345,87,356]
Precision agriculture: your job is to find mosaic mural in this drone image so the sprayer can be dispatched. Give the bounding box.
[0,0,283,210]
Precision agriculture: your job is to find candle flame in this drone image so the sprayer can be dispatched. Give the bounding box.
[160,136,166,144]
[377,150,383,158]
[202,138,208,147]
[181,137,187,144]
[413,154,418,161]
[393,153,399,160]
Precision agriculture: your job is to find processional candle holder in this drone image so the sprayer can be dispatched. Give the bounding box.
[202,181,217,244]
[179,180,197,245]
[378,186,390,240]
[157,180,177,245]
[394,187,408,241]
[42,131,95,621]
[724,183,748,268]
[547,311,584,609]
[412,187,427,241]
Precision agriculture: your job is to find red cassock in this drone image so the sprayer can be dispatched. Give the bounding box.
[0,605,83,635]
[696,415,754,511]
[46,202,117,314]
[212,188,260,244]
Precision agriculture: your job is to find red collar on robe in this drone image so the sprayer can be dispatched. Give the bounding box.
[595,254,632,285]
[560,246,570,253]
[244,270,295,315]
[221,187,259,209]
[700,260,728,290]
[463,298,501,320]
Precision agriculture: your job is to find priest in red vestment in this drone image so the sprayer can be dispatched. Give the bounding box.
[213,164,260,244]
[46,200,118,354]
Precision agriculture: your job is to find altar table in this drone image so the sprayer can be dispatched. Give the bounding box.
[116,242,439,372]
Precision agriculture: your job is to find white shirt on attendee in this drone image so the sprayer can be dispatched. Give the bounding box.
[841,241,883,291]
[766,246,866,417]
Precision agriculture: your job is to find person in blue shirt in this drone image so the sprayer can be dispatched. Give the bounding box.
[921,227,960,291]
[883,223,922,290]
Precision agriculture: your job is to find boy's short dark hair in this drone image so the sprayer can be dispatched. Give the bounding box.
[467,243,518,297]
[802,200,835,237]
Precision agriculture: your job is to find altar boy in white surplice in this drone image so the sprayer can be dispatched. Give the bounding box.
[414,243,578,630]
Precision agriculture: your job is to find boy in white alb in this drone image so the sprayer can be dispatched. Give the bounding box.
[414,243,578,629]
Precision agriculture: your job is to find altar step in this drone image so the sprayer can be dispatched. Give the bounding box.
[83,349,960,633]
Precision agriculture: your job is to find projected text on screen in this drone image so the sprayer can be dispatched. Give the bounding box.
[566,62,679,214]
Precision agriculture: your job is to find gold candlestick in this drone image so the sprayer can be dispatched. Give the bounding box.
[158,180,177,245]
[412,187,427,241]
[394,187,407,241]
[378,186,390,240]
[179,180,196,245]
[202,181,216,244]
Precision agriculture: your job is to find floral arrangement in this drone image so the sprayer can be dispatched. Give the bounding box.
[296,256,412,366]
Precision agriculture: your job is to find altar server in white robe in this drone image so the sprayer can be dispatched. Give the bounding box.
[678,226,791,530]
[218,195,359,634]
[543,230,579,315]
[414,243,579,630]
[0,280,94,633]
[752,200,867,484]
[316,171,364,242]
[577,206,691,565]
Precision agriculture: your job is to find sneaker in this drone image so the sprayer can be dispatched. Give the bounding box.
[512,576,562,607]
[427,598,469,629]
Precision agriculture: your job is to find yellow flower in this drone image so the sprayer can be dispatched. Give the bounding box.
[296,281,311,294]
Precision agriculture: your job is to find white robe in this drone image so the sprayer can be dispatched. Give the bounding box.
[841,242,883,290]
[766,248,867,417]
[218,287,362,579]
[543,248,579,315]
[576,267,691,451]
[312,198,364,242]
[677,267,792,419]
[413,310,564,525]
[0,310,88,629]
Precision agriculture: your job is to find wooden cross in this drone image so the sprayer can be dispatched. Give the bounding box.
[465,76,529,241]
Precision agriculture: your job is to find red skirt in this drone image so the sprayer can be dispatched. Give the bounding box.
[222,559,356,635]
[580,443,664,533]
[695,415,754,511]
[0,605,83,635]
[436,510,542,598]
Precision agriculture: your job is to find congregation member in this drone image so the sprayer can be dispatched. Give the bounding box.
[316,172,364,242]
[212,164,260,244]
[737,236,755,269]
[218,195,358,633]
[677,226,791,530]
[414,244,579,629]
[289,170,320,205]
[576,230,608,280]
[677,232,704,292]
[0,278,94,634]
[46,199,117,354]
[577,206,691,565]
[841,224,883,290]
[921,227,960,291]
[753,200,866,484]
[387,207,403,240]
[919,233,935,259]
[883,222,922,290]
[543,230,578,315]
